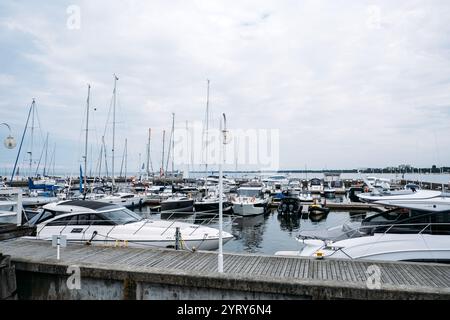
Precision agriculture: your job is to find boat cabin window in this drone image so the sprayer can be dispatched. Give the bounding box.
[46,214,79,226]
[310,179,321,186]
[237,189,261,198]
[430,211,450,235]
[28,209,60,225]
[117,194,135,199]
[99,208,143,225]
[332,181,343,188]
[362,210,446,235]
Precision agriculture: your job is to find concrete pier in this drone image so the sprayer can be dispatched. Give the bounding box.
[0,254,17,300]
[0,239,449,300]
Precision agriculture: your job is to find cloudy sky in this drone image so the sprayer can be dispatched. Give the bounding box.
[1,0,449,175]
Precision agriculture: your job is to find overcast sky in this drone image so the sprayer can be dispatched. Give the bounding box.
[1,0,450,175]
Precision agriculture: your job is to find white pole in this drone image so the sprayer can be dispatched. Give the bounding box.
[218,113,227,273]
[112,75,118,188]
[57,236,60,260]
[218,133,223,273]
[16,191,22,227]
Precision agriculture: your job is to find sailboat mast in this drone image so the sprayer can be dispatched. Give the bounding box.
[186,121,190,175]
[147,128,153,177]
[171,113,175,176]
[112,74,118,187]
[161,130,166,177]
[10,100,34,183]
[84,84,91,193]
[98,141,103,179]
[124,138,127,183]
[43,133,49,176]
[204,79,210,189]
[29,101,35,177]
[52,143,56,176]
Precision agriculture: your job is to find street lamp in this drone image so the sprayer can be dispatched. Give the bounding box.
[1,123,16,149]
[218,113,229,273]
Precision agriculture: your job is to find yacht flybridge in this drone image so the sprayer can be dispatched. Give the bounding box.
[276,195,450,263]
[25,200,233,251]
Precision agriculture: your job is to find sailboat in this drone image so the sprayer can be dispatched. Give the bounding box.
[193,80,232,214]
[160,113,194,214]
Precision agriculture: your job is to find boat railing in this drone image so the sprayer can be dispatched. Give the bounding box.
[298,221,450,244]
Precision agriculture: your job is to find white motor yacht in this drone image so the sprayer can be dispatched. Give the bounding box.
[96,192,145,208]
[231,184,268,216]
[276,196,450,263]
[25,200,233,251]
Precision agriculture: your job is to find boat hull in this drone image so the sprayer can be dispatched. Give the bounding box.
[160,199,194,213]
[232,202,266,216]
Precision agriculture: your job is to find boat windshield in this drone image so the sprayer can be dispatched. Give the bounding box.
[237,189,261,197]
[99,208,143,224]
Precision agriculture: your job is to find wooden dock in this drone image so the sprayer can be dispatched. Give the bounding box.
[324,202,389,212]
[0,224,35,241]
[0,238,449,300]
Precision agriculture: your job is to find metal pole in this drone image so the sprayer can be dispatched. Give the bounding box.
[175,227,180,250]
[218,113,227,273]
[112,75,118,188]
[147,128,151,177]
[10,100,34,184]
[172,113,175,176]
[57,236,60,260]
[161,130,166,177]
[16,191,22,227]
[84,84,90,194]
[124,138,128,184]
[204,80,210,190]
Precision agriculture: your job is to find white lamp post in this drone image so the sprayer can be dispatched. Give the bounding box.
[218,113,228,273]
[1,123,16,149]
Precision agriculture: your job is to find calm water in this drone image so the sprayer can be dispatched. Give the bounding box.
[133,195,372,255]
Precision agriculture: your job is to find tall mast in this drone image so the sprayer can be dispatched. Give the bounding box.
[204,79,210,189]
[43,133,49,176]
[84,84,91,193]
[11,100,34,183]
[171,113,175,176]
[146,128,152,177]
[51,143,56,176]
[161,130,166,177]
[124,138,128,183]
[29,100,36,177]
[112,74,118,187]
[186,121,190,175]
[98,142,103,179]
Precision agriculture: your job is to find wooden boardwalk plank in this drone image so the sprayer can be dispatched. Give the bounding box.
[1,239,449,292]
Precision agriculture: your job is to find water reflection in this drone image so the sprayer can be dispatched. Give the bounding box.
[348,211,367,222]
[230,214,266,253]
[277,213,301,232]
[132,201,377,255]
[307,211,329,223]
